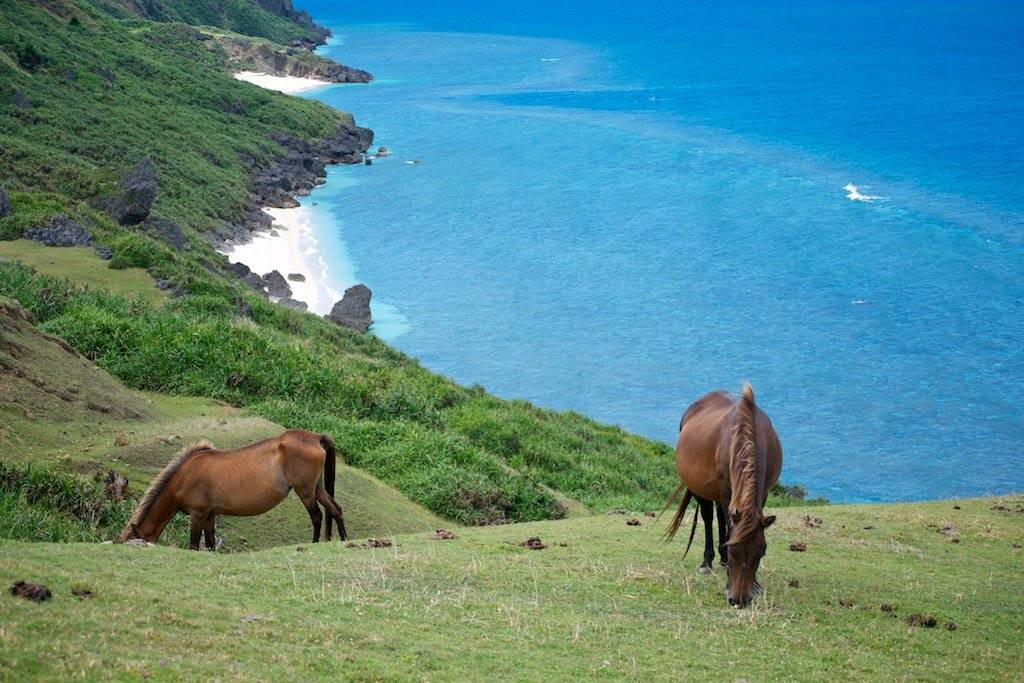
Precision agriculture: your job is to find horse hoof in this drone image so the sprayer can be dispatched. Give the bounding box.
[698,565,713,575]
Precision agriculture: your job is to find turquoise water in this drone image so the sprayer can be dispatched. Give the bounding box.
[294,1,1023,502]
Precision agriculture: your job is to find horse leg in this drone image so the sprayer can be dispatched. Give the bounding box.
[316,486,347,541]
[715,501,729,567]
[698,498,715,574]
[203,514,216,551]
[188,511,205,551]
[296,487,323,543]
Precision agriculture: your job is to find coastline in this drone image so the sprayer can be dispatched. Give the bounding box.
[217,61,374,318]
[233,70,332,94]
[219,205,345,315]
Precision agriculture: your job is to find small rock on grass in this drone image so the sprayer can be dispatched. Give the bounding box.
[522,537,546,550]
[788,579,801,588]
[839,598,854,608]
[367,538,392,548]
[881,603,896,613]
[10,581,51,602]
[789,542,807,552]
[625,518,641,526]
[644,511,656,517]
[71,587,94,599]
[906,614,937,628]
[430,529,456,540]
[945,622,957,631]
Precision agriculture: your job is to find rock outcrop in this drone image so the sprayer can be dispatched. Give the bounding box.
[220,36,371,84]
[24,215,92,247]
[10,91,31,110]
[110,158,158,225]
[0,186,10,217]
[141,217,187,251]
[213,122,372,249]
[262,270,291,298]
[326,284,372,332]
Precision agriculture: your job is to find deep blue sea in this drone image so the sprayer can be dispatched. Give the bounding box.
[293,1,1023,502]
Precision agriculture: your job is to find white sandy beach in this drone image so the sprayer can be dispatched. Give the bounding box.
[221,206,343,316]
[233,71,331,94]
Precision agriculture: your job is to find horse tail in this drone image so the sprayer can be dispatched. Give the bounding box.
[320,435,337,499]
[320,434,337,539]
[662,484,698,554]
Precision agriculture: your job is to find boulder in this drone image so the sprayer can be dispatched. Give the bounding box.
[0,186,10,217]
[94,244,113,260]
[10,91,31,110]
[326,284,372,332]
[226,261,252,279]
[278,297,308,312]
[240,272,267,295]
[142,217,187,251]
[112,158,158,225]
[287,272,306,282]
[24,214,92,247]
[262,270,292,298]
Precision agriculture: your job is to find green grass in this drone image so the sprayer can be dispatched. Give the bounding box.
[0,497,1020,680]
[89,0,325,45]
[0,0,349,238]
[0,292,448,547]
[0,239,166,304]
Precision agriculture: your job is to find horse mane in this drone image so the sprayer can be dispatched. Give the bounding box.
[121,440,214,537]
[727,384,760,545]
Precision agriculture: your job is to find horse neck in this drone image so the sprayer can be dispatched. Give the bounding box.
[135,488,179,542]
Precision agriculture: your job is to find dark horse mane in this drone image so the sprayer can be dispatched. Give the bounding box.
[727,383,760,545]
[120,440,214,538]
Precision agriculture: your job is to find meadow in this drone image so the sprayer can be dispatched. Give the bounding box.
[1,497,1021,680]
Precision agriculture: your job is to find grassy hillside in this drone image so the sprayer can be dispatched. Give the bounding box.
[0,254,685,525]
[0,290,445,547]
[88,0,327,45]
[0,0,347,237]
[1,497,1021,680]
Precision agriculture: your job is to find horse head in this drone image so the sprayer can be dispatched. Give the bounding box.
[725,509,775,607]
[115,521,142,543]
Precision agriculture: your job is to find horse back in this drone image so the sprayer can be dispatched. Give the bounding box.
[675,391,735,500]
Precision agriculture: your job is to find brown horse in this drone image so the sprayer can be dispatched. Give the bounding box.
[664,384,782,606]
[118,430,347,549]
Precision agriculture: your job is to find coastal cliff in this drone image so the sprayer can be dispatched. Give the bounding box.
[217,35,373,84]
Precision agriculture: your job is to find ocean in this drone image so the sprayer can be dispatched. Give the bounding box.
[289,0,1023,502]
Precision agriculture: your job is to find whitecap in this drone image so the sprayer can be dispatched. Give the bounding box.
[844,183,880,202]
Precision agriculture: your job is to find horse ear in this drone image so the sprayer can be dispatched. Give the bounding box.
[761,515,776,528]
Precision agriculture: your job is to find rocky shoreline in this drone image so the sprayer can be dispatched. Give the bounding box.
[211,122,372,250]
[213,118,376,331]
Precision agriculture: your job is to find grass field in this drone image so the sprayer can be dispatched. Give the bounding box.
[0,240,166,305]
[1,497,1021,681]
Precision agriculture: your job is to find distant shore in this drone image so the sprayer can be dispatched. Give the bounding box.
[232,71,332,94]
[220,68,370,316]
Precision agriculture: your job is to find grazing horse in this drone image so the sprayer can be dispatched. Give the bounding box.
[118,430,347,549]
[664,384,782,606]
